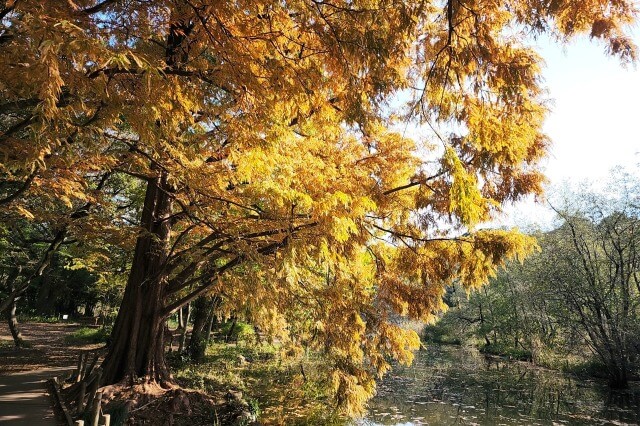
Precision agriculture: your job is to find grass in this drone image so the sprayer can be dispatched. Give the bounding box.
[0,340,16,349]
[64,327,109,345]
[167,316,179,329]
[170,337,346,425]
[476,341,616,384]
[0,337,33,349]
[17,314,62,324]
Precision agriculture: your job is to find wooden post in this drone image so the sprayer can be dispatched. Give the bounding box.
[75,353,85,382]
[82,351,97,380]
[90,391,102,426]
[101,413,111,426]
[85,370,102,416]
[84,350,99,379]
[82,353,89,382]
[77,381,87,413]
[48,377,73,426]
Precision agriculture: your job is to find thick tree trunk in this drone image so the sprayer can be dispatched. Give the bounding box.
[101,172,173,386]
[100,9,201,386]
[608,367,629,389]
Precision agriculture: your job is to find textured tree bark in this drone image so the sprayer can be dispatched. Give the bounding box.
[7,295,24,347]
[188,296,213,362]
[101,172,173,386]
[101,9,194,386]
[4,269,24,347]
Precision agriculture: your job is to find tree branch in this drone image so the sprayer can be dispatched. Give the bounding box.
[73,0,118,15]
[162,235,294,317]
[0,168,38,205]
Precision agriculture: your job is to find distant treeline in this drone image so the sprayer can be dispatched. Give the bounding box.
[427,173,640,389]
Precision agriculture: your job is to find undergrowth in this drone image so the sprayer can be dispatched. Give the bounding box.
[479,342,533,362]
[64,327,109,345]
[170,340,345,425]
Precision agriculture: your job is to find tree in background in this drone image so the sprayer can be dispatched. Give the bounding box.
[435,172,640,388]
[0,210,130,346]
[1,0,637,413]
[548,174,640,388]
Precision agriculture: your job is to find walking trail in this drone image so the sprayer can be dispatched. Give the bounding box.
[0,366,70,425]
[0,322,97,425]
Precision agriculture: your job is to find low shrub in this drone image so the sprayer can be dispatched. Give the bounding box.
[479,342,532,361]
[64,327,109,345]
[423,323,462,345]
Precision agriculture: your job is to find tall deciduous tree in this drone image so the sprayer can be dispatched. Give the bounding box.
[1,0,636,412]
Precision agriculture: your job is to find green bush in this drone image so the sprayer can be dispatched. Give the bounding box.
[423,323,462,345]
[217,321,256,343]
[64,327,109,345]
[479,342,532,361]
[17,314,61,324]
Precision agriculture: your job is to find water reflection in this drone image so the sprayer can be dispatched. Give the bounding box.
[357,345,640,425]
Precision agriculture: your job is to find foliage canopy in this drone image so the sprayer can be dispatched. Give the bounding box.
[0,0,636,413]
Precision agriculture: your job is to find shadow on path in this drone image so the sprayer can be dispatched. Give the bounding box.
[0,322,93,425]
[0,366,72,425]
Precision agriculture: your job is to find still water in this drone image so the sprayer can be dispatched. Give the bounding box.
[357,345,640,425]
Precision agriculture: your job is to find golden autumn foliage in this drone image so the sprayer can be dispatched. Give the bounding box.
[0,0,636,415]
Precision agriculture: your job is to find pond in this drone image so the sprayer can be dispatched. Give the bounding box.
[356,345,640,425]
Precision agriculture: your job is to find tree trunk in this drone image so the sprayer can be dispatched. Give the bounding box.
[205,305,217,344]
[35,273,55,316]
[7,295,24,348]
[178,305,185,329]
[607,355,629,389]
[4,269,24,347]
[187,297,209,362]
[101,7,196,386]
[177,302,191,353]
[101,172,173,386]
[225,316,237,343]
[608,365,629,389]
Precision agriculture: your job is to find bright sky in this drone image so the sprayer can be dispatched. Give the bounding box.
[499,33,640,228]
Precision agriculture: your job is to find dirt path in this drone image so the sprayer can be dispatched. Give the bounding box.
[0,322,96,374]
[0,321,100,425]
[0,366,69,425]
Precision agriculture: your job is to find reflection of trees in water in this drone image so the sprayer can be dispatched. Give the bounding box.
[366,345,640,425]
